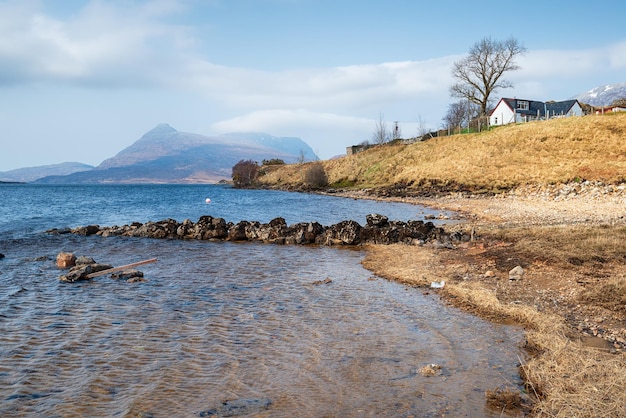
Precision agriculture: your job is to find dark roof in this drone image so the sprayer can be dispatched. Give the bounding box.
[545,99,579,115]
[494,98,579,117]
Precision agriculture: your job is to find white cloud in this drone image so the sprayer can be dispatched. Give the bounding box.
[181,56,456,118]
[211,109,428,159]
[212,109,369,133]
[0,0,194,86]
[607,41,626,69]
[212,109,374,158]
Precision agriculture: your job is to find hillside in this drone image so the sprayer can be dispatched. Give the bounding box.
[35,125,317,184]
[0,162,93,183]
[576,82,626,106]
[258,113,626,193]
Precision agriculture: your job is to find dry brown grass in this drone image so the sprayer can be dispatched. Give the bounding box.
[362,229,626,417]
[259,114,626,192]
[483,224,626,267]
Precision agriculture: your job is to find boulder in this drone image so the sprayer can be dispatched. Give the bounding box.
[228,221,250,241]
[319,220,362,245]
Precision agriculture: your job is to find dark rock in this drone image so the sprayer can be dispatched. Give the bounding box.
[176,218,194,237]
[71,225,100,236]
[186,216,229,240]
[366,213,389,227]
[59,263,113,282]
[319,220,362,245]
[228,221,250,241]
[75,256,96,265]
[111,269,144,280]
[305,221,325,243]
[65,213,458,249]
[46,227,71,234]
[0,253,4,259]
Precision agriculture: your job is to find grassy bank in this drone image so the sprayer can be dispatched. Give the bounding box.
[258,113,626,193]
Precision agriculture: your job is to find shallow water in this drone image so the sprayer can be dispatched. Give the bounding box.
[0,185,524,417]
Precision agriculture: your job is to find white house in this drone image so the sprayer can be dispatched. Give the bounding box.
[489,98,583,126]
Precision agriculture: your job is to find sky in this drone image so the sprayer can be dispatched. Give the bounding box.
[1,0,625,171]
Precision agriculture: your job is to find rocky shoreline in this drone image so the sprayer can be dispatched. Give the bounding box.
[49,213,466,247]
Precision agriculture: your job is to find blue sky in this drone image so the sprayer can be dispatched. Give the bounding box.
[1,0,625,171]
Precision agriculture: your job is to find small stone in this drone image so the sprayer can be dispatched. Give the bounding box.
[111,269,144,280]
[56,252,76,268]
[312,277,332,285]
[484,270,495,278]
[509,265,524,281]
[419,364,442,376]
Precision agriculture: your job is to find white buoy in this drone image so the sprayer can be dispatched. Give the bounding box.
[205,198,211,204]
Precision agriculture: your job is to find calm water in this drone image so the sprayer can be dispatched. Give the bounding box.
[0,184,524,417]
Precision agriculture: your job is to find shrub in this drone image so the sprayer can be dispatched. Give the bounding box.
[232,159,259,188]
[262,158,285,166]
[303,163,328,189]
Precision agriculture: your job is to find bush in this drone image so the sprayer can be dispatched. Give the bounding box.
[303,163,328,189]
[232,160,259,188]
[262,158,285,166]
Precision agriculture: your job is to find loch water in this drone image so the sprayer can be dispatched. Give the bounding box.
[0,184,524,417]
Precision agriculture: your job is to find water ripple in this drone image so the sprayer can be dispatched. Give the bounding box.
[1,229,522,417]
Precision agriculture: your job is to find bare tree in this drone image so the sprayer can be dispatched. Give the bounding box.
[371,113,390,145]
[297,149,306,164]
[450,37,526,117]
[442,100,480,132]
[231,159,259,188]
[416,114,429,137]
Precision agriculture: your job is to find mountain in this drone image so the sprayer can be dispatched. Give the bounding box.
[0,162,93,183]
[35,124,317,184]
[575,82,626,106]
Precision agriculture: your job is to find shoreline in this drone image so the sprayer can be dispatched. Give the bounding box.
[337,184,626,416]
[337,186,626,347]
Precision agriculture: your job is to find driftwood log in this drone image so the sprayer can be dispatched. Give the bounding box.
[84,258,158,278]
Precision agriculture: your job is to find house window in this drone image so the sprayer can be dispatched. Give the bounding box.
[516,101,529,111]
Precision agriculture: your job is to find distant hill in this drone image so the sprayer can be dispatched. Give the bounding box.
[575,82,626,106]
[35,124,317,184]
[0,162,93,183]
